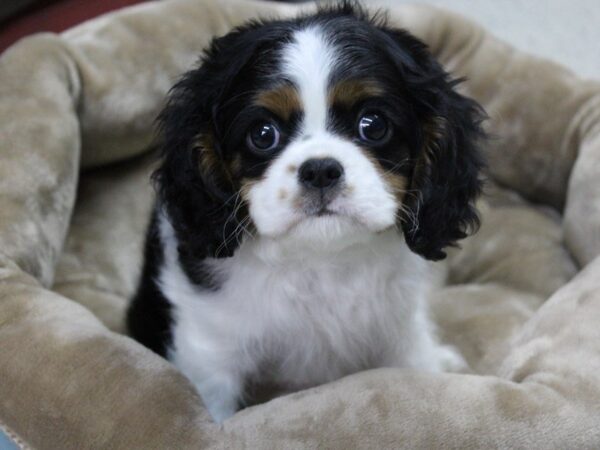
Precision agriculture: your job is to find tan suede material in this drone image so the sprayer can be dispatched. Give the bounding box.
[0,35,81,287]
[1,0,600,448]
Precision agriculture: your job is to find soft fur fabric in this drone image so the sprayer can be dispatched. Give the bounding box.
[1,0,599,448]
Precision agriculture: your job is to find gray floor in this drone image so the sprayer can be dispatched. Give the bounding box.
[374,0,600,79]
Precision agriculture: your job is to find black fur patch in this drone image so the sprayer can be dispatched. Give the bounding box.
[128,1,485,357]
[127,210,173,356]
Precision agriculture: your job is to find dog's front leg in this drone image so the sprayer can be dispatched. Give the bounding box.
[192,369,244,423]
[171,341,246,423]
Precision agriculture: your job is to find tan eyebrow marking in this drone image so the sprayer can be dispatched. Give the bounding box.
[328,79,385,107]
[254,84,302,121]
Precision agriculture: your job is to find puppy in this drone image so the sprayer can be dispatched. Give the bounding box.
[127,3,485,423]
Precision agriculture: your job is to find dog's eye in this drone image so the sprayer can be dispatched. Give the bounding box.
[357,112,389,143]
[247,122,281,152]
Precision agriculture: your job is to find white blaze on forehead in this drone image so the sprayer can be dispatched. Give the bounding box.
[282,26,336,134]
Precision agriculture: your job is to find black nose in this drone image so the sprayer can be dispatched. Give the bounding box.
[298,158,344,190]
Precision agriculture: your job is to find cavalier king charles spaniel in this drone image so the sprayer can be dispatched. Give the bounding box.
[128,3,485,423]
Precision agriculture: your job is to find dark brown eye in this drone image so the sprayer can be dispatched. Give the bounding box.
[358,112,388,143]
[247,122,280,152]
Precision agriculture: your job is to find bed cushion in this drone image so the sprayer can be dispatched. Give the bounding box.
[1,0,600,447]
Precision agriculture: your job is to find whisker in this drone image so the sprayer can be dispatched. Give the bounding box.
[214,189,254,258]
[216,193,243,257]
[393,189,421,235]
[213,190,243,213]
[380,158,411,176]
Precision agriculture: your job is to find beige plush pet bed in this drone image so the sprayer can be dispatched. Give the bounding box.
[1,0,600,448]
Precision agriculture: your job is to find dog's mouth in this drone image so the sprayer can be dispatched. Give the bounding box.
[301,203,349,224]
[301,191,342,217]
[313,207,337,217]
[296,204,366,232]
[295,191,369,229]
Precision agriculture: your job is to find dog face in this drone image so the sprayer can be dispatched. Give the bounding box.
[156,4,484,263]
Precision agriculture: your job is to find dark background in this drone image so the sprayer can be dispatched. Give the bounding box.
[0,0,151,53]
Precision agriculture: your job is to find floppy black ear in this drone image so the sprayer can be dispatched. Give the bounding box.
[379,27,486,261]
[153,27,262,267]
[403,91,485,261]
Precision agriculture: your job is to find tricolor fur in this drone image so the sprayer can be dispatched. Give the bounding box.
[128,3,485,423]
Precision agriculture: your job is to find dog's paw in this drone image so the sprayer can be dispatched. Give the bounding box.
[206,401,238,424]
[191,376,242,424]
[437,345,469,373]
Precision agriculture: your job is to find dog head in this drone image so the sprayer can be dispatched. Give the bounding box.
[155,3,485,263]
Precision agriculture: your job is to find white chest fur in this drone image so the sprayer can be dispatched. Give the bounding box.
[158,216,456,422]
